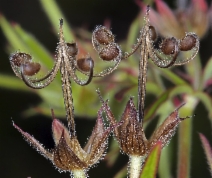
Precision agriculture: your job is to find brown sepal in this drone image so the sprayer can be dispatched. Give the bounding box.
[114,98,148,156]
[148,103,187,149]
[53,131,88,170]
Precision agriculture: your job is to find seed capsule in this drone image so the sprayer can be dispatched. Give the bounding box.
[149,26,157,41]
[99,43,120,61]
[22,62,41,76]
[10,52,31,67]
[77,57,94,72]
[180,34,196,51]
[66,43,78,56]
[160,37,177,55]
[94,26,114,45]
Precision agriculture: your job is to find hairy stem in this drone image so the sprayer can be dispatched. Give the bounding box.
[59,19,75,136]
[129,155,146,178]
[138,31,148,122]
[72,169,87,178]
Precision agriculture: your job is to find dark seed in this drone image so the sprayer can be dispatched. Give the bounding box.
[10,52,31,67]
[149,26,157,41]
[77,57,94,72]
[23,62,41,76]
[99,43,120,61]
[180,34,196,51]
[66,43,78,56]
[160,37,177,55]
[94,26,114,45]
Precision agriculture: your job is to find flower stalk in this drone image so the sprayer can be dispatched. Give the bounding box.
[72,170,87,178]
[97,5,199,177]
[10,18,123,177]
[129,155,146,178]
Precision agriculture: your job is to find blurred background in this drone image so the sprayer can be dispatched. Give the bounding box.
[0,0,212,177]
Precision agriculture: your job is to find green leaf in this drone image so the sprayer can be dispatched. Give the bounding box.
[202,56,212,88]
[194,91,212,120]
[114,165,127,178]
[140,141,162,178]
[39,0,75,41]
[159,68,187,85]
[177,95,197,178]
[126,17,139,47]
[146,82,163,96]
[144,90,169,122]
[22,102,66,118]
[144,84,194,123]
[106,139,120,167]
[158,143,172,178]
[13,24,54,68]
[0,15,29,52]
[0,74,31,92]
[156,102,175,178]
[169,85,193,98]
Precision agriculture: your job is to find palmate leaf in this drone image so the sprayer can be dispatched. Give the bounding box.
[140,141,162,178]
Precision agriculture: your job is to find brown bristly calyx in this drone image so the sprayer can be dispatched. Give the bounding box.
[97,90,190,157]
[13,106,116,173]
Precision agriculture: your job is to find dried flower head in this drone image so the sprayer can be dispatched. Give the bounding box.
[9,19,94,89]
[98,92,189,157]
[9,19,123,177]
[95,6,198,177]
[13,107,114,175]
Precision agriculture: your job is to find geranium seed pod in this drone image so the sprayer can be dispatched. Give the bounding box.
[94,26,114,45]
[10,52,31,67]
[66,42,78,56]
[149,26,157,41]
[22,62,41,76]
[99,43,120,61]
[160,37,177,55]
[77,57,94,72]
[180,34,196,51]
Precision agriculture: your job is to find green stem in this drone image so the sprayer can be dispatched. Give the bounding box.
[157,101,174,178]
[72,170,87,178]
[177,95,198,178]
[129,155,146,178]
[149,64,165,92]
[185,53,202,91]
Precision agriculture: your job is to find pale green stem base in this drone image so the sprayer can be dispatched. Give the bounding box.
[72,169,87,178]
[129,155,146,178]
